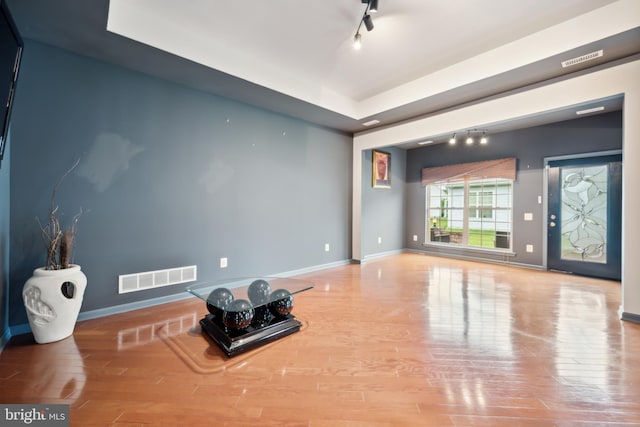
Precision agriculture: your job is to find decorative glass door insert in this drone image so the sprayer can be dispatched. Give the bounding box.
[559,165,608,263]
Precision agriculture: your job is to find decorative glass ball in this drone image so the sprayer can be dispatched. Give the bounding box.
[251,305,271,328]
[247,279,271,305]
[268,289,294,317]
[222,299,255,330]
[206,287,234,318]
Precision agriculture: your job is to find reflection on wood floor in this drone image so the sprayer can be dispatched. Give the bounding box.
[1,253,639,426]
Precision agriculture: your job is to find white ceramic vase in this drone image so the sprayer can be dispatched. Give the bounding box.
[22,265,87,344]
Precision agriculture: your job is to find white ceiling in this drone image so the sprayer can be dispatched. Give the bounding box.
[107,0,617,102]
[6,0,640,136]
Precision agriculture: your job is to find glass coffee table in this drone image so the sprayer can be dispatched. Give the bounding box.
[186,277,314,357]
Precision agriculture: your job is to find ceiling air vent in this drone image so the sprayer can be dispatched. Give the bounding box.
[561,49,603,68]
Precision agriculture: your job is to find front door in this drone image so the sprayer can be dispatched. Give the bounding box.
[547,153,622,280]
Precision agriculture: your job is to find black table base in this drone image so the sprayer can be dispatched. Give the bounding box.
[199,313,302,357]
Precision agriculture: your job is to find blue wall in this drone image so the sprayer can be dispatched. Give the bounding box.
[405,111,623,267]
[5,40,623,335]
[8,41,352,327]
[361,146,406,258]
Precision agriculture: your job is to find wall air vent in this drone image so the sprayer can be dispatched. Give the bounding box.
[561,50,603,68]
[118,265,197,294]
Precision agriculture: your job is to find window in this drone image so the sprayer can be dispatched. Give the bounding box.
[422,158,515,251]
[469,190,493,219]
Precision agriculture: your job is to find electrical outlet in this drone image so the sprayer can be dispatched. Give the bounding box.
[378,237,382,244]
[324,243,330,252]
[220,257,228,268]
[524,213,533,221]
[413,235,418,242]
[526,244,534,253]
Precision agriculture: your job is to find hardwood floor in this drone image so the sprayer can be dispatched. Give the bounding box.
[1,253,639,426]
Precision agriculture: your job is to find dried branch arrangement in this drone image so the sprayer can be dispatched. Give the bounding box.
[37,159,84,270]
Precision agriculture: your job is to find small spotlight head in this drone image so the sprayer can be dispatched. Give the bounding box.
[449,133,456,145]
[466,132,473,145]
[369,0,378,13]
[364,14,374,31]
[353,33,362,49]
[480,133,488,144]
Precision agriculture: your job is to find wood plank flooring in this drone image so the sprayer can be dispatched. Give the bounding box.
[1,253,639,426]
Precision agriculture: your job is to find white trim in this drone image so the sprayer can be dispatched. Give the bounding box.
[405,248,542,271]
[362,249,405,261]
[542,164,549,271]
[544,149,622,164]
[421,243,516,258]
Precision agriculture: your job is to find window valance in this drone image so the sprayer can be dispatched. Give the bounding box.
[421,157,516,186]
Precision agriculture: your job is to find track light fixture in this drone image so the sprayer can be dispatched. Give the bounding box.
[353,33,362,50]
[363,14,374,31]
[466,131,473,145]
[448,129,489,146]
[354,0,380,49]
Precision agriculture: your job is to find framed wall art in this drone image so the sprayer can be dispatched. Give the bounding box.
[372,149,391,188]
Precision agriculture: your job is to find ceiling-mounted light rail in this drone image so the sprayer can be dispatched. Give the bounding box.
[448,129,489,146]
[353,0,380,49]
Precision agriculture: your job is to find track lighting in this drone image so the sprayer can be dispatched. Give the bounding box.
[353,33,362,50]
[448,129,489,146]
[363,14,374,31]
[466,132,473,145]
[354,0,379,48]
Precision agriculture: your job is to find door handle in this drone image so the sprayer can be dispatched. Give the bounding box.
[549,221,556,228]
[550,214,556,220]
